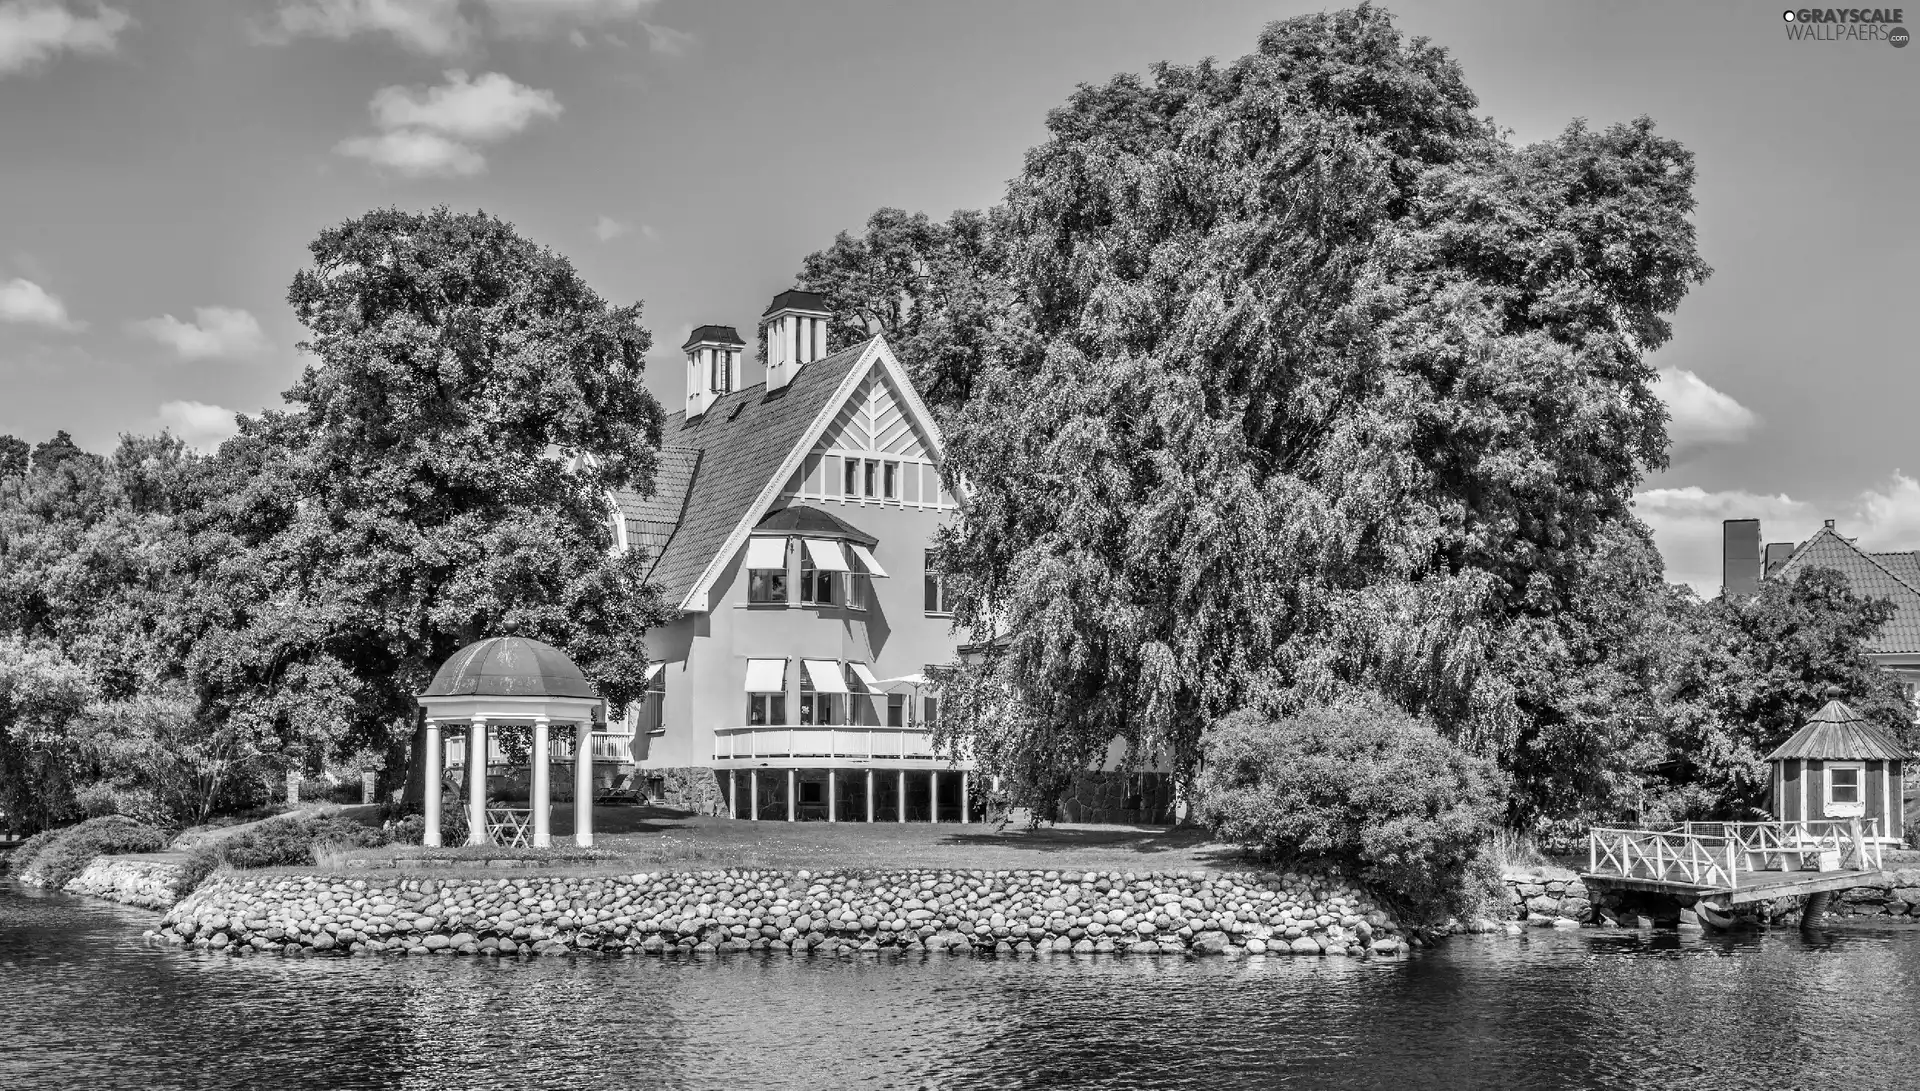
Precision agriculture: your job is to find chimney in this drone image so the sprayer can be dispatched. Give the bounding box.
[1763,541,1795,578]
[761,289,831,392]
[1723,518,1762,599]
[683,325,745,420]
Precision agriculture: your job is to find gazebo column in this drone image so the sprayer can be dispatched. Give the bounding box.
[960,772,969,825]
[467,717,488,846]
[574,721,594,847]
[531,715,552,848]
[422,720,443,847]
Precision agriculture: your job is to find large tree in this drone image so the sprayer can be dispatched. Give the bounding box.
[916,5,1710,815]
[199,207,675,802]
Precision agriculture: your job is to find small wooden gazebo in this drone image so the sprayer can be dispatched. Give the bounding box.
[416,629,604,849]
[1766,687,1911,844]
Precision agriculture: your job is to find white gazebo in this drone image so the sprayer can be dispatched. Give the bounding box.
[416,629,605,848]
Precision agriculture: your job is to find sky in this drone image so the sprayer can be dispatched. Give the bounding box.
[1,0,1914,593]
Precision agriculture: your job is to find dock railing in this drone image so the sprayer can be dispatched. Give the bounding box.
[1589,819,1882,887]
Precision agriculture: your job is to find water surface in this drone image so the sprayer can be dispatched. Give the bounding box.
[4,881,1918,1090]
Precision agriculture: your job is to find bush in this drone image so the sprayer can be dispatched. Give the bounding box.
[1195,693,1504,919]
[174,814,392,896]
[13,815,169,889]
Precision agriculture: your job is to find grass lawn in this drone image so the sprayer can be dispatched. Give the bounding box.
[384,805,1255,875]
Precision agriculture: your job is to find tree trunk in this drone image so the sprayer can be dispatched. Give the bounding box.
[400,706,429,812]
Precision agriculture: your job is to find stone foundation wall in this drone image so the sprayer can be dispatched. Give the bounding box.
[61,856,185,911]
[1057,771,1174,826]
[1828,867,1920,919]
[645,767,727,815]
[155,866,1408,960]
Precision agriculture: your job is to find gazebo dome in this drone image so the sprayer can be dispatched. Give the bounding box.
[422,632,598,700]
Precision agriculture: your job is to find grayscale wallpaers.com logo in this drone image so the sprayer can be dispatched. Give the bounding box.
[1782,8,1909,45]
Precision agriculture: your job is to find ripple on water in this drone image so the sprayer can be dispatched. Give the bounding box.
[5,883,1920,1091]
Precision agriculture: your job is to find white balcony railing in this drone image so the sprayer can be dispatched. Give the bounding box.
[714,725,964,763]
[446,731,634,766]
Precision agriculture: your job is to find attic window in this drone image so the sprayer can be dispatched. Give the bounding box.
[843,458,859,498]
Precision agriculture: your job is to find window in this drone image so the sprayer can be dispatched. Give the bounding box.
[864,459,879,498]
[924,550,949,614]
[642,666,666,734]
[843,458,859,498]
[801,553,837,606]
[883,461,898,500]
[923,695,940,728]
[799,674,837,726]
[845,573,866,610]
[748,692,787,726]
[749,569,787,603]
[800,780,823,805]
[1825,763,1865,817]
[887,693,906,727]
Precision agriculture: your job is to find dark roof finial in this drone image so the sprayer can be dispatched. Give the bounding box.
[1823,683,1845,701]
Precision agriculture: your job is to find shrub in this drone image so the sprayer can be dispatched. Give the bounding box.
[13,815,169,890]
[1195,692,1504,919]
[174,814,392,896]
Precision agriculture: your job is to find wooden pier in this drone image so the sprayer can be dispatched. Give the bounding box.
[1581,819,1888,923]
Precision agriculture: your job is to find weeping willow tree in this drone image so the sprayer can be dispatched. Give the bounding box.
[918,4,1710,820]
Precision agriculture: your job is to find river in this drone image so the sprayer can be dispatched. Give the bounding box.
[4,880,1919,1090]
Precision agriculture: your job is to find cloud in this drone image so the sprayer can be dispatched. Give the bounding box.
[640,223,657,241]
[258,0,470,55]
[0,277,81,329]
[132,306,269,360]
[1654,366,1759,462]
[260,0,687,55]
[1637,472,1920,596]
[338,69,559,178]
[593,215,629,242]
[0,1,131,76]
[156,400,240,451]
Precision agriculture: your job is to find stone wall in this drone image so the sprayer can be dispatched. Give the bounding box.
[155,866,1408,960]
[1828,867,1920,919]
[1057,771,1175,826]
[1497,866,1594,928]
[646,767,727,815]
[63,856,185,911]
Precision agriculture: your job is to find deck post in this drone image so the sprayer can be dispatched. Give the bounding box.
[828,769,837,823]
[1589,832,1596,876]
[866,769,875,823]
[729,769,738,819]
[750,769,759,821]
[787,768,796,822]
[1802,890,1832,929]
[898,769,907,823]
[930,771,940,824]
[960,772,969,825]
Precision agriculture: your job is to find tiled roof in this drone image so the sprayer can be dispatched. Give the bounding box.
[616,340,874,608]
[1765,699,1914,761]
[1773,527,1920,654]
[1872,550,1920,588]
[612,447,702,578]
[682,325,745,349]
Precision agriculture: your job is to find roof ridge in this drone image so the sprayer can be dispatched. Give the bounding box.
[1779,525,1920,599]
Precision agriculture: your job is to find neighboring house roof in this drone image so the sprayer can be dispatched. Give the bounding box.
[683,325,745,349]
[753,504,878,546]
[1772,526,1920,654]
[1765,697,1915,761]
[612,338,917,611]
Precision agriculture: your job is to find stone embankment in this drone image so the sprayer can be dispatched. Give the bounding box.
[156,867,1409,959]
[63,856,185,911]
[1829,868,1920,920]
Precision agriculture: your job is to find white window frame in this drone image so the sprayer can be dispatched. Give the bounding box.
[1824,762,1865,818]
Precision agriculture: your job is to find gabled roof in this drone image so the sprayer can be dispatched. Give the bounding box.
[683,325,745,349]
[753,504,878,546]
[1772,526,1920,654]
[1765,698,1914,761]
[612,339,878,609]
[612,447,702,576]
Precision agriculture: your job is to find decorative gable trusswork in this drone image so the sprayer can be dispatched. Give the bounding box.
[821,368,933,460]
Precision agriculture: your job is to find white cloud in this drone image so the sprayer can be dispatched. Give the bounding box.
[260,0,687,55]
[640,223,658,241]
[593,215,629,242]
[369,69,560,141]
[259,0,470,55]
[0,277,80,329]
[1654,366,1759,462]
[156,400,240,451]
[338,69,558,178]
[1850,472,1920,552]
[132,306,269,360]
[0,1,131,76]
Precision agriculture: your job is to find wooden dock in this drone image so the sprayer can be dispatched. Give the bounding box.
[1581,820,1889,916]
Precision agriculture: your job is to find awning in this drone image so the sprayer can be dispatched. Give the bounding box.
[803,538,850,572]
[878,672,931,687]
[849,543,888,577]
[848,663,881,690]
[743,658,786,692]
[644,662,663,681]
[802,658,850,694]
[744,536,787,570]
